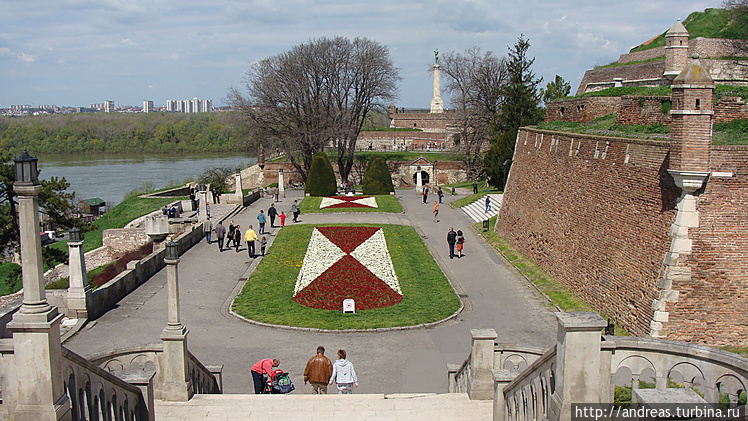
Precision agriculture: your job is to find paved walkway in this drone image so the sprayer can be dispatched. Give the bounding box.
[66,188,556,395]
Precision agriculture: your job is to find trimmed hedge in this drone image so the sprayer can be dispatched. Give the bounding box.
[304,153,337,197]
[362,156,394,195]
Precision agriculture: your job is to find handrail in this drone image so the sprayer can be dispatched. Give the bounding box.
[62,347,143,395]
[503,345,557,396]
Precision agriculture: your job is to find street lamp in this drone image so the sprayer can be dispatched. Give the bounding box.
[165,240,179,261]
[14,150,39,185]
[69,227,82,243]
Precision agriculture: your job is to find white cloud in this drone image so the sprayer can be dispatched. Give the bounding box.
[18,52,35,63]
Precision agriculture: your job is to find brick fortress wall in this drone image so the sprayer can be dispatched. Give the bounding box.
[496,127,748,345]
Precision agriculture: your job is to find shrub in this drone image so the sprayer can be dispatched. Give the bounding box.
[304,153,337,197]
[0,263,22,296]
[362,156,394,195]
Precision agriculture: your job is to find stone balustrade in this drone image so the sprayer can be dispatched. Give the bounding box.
[86,345,222,400]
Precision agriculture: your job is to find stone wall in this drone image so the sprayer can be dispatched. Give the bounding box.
[388,111,453,131]
[102,228,151,256]
[576,61,667,95]
[690,37,748,59]
[618,47,666,64]
[544,97,621,123]
[715,96,748,122]
[356,131,449,151]
[496,127,748,345]
[615,96,672,126]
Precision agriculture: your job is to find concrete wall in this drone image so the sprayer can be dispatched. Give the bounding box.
[496,128,748,345]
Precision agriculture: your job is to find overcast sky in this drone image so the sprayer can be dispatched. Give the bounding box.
[0,0,721,109]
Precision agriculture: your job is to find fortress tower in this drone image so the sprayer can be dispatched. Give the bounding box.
[664,19,690,79]
[431,50,444,113]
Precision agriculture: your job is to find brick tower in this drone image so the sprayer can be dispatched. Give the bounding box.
[664,19,690,79]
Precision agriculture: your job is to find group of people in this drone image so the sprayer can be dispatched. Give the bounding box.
[203,200,303,257]
[251,346,358,395]
[421,185,444,205]
[447,227,466,259]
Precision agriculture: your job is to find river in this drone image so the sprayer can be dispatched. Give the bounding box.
[36,153,256,205]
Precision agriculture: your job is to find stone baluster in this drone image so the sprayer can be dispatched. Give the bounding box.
[468,329,497,400]
[66,228,91,319]
[493,369,518,421]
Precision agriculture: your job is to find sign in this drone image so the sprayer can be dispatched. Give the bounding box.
[342,299,356,314]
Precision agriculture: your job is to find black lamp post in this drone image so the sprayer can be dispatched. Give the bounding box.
[165,241,179,261]
[69,227,82,243]
[14,150,39,185]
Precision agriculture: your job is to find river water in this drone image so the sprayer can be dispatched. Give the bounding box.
[36,153,256,205]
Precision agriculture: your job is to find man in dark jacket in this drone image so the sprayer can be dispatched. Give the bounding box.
[215,221,226,251]
[447,227,457,259]
[303,346,333,394]
[268,204,278,228]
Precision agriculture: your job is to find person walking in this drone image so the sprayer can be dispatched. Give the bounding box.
[438,187,444,204]
[204,216,213,243]
[257,210,266,235]
[433,202,439,223]
[260,236,267,256]
[233,225,242,252]
[227,221,236,249]
[251,358,280,394]
[268,204,278,228]
[423,186,428,204]
[329,349,358,395]
[456,230,465,258]
[291,200,300,223]
[447,227,457,259]
[473,179,478,194]
[280,211,286,227]
[245,225,258,258]
[485,195,491,213]
[304,346,333,394]
[215,221,226,252]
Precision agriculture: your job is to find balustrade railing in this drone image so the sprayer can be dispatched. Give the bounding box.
[501,345,557,421]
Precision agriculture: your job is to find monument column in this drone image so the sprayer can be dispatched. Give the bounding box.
[278,168,285,199]
[8,151,71,421]
[66,227,91,319]
[160,241,193,401]
[431,49,444,113]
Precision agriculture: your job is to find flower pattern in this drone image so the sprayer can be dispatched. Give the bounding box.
[319,196,378,209]
[293,226,402,310]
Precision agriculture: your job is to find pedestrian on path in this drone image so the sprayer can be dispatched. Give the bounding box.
[260,236,267,256]
[447,227,457,259]
[329,349,358,394]
[215,221,226,252]
[227,221,236,249]
[245,225,258,258]
[485,195,491,213]
[433,202,439,223]
[257,210,266,234]
[304,346,333,394]
[291,200,300,223]
[268,204,278,228]
[280,211,286,227]
[233,225,242,252]
[204,216,213,243]
[438,187,444,204]
[456,230,465,258]
[251,358,280,394]
[473,179,478,194]
[423,186,428,204]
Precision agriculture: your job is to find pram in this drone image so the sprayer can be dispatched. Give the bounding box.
[264,369,295,394]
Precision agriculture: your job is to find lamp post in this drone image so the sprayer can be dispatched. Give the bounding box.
[160,241,193,401]
[8,151,71,420]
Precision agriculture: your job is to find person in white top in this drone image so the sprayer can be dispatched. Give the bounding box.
[329,349,358,394]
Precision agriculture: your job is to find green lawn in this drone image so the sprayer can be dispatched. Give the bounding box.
[232,224,461,329]
[299,195,403,214]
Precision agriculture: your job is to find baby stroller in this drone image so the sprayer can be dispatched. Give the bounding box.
[264,369,295,394]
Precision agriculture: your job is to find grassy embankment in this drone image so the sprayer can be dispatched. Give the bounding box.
[299,195,403,214]
[232,224,461,329]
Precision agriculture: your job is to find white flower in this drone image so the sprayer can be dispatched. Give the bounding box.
[350,229,400,294]
[293,228,345,296]
[319,196,378,209]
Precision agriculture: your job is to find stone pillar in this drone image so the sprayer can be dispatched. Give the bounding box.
[8,152,71,421]
[446,364,460,393]
[493,369,518,421]
[66,229,91,319]
[197,191,208,223]
[234,171,242,198]
[467,329,497,400]
[431,53,444,113]
[159,242,193,401]
[415,167,423,194]
[278,168,285,199]
[552,312,607,421]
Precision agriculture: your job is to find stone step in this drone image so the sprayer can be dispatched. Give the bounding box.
[155,393,493,420]
[461,194,503,223]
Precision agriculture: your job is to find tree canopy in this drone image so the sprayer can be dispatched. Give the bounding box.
[542,75,572,103]
[227,36,400,183]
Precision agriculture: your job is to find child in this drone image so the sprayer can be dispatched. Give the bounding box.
[260,236,267,256]
[280,211,286,227]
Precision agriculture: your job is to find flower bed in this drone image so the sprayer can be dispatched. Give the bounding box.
[293,227,401,310]
[319,196,377,209]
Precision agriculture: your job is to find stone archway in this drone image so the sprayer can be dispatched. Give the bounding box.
[413,171,430,185]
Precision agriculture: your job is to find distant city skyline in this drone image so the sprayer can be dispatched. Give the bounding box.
[1,0,721,109]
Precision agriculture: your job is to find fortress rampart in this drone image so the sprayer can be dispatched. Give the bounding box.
[496,127,748,345]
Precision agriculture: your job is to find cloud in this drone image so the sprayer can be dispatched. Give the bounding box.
[18,52,35,63]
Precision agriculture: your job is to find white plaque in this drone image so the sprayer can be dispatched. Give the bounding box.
[342,299,355,314]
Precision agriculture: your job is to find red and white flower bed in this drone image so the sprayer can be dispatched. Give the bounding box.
[293,226,402,310]
[319,196,377,209]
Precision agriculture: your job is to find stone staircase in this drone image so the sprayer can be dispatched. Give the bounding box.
[155,393,493,420]
[461,194,503,223]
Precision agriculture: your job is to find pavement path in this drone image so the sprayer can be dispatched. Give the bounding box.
[66,188,557,395]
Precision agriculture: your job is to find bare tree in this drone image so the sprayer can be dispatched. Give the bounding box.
[227,37,399,182]
[439,47,508,176]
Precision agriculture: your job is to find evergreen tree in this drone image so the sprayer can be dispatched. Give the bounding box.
[362,156,394,195]
[488,35,543,189]
[541,75,572,103]
[304,153,337,196]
